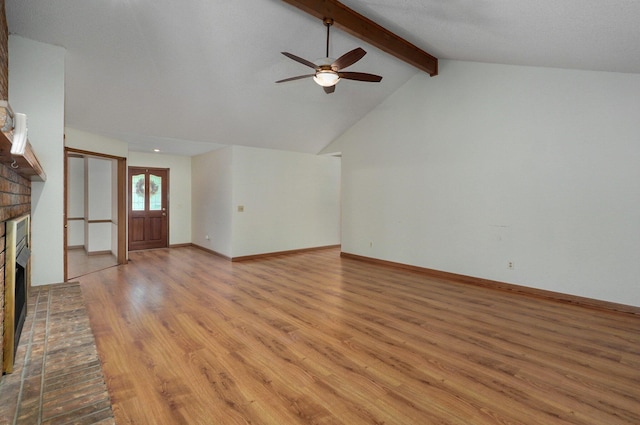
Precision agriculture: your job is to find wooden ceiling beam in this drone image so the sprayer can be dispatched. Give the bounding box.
[281,0,438,76]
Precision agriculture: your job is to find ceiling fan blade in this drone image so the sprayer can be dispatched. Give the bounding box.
[323,85,336,94]
[281,52,318,70]
[331,47,366,71]
[275,74,315,83]
[338,71,383,82]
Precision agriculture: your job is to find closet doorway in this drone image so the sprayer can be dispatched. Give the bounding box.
[64,148,127,280]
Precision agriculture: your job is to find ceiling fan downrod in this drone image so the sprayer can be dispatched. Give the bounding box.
[324,18,333,58]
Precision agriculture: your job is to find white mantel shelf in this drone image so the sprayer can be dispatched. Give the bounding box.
[0,101,46,182]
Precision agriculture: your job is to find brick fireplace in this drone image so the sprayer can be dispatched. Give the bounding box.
[3,212,30,373]
[0,0,32,376]
[0,166,31,376]
[0,170,31,375]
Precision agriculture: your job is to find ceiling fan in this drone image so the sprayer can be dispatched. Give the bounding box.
[276,18,382,94]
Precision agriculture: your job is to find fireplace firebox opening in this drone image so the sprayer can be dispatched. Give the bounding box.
[3,213,31,374]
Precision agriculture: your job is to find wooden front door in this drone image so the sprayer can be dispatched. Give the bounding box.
[128,167,168,251]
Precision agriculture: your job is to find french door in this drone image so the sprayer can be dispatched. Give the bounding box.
[128,167,169,251]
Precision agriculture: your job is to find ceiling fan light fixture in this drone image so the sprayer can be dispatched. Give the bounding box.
[313,70,340,87]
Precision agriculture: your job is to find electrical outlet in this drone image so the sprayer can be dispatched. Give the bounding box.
[369,242,373,248]
[508,261,514,270]
[205,235,210,240]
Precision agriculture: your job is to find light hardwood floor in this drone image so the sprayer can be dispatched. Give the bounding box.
[77,247,640,425]
[67,248,119,279]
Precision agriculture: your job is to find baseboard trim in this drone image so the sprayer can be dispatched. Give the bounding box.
[189,243,341,262]
[169,243,192,249]
[87,250,114,256]
[191,244,232,261]
[340,252,640,316]
[232,245,341,262]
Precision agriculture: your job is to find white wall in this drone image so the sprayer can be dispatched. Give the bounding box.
[231,146,341,257]
[9,35,65,285]
[330,60,640,307]
[67,157,85,218]
[87,223,112,252]
[86,157,113,252]
[128,151,192,245]
[191,147,233,257]
[87,157,112,220]
[68,221,85,247]
[191,145,341,258]
[67,156,85,247]
[65,127,128,158]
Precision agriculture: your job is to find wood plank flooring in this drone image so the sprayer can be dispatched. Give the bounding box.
[77,247,640,425]
[67,248,118,280]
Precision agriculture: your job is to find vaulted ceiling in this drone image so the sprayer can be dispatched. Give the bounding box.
[6,0,640,156]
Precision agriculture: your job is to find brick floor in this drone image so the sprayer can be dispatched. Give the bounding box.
[0,282,115,425]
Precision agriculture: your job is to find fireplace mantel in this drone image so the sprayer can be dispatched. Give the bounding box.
[0,101,46,182]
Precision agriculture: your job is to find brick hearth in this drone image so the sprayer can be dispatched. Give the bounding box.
[0,282,115,424]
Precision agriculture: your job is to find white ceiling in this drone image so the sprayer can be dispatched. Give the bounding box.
[6,0,640,156]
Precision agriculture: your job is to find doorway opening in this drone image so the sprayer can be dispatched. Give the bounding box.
[64,148,127,280]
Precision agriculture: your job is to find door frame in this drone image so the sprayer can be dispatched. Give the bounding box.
[64,147,128,281]
[127,166,170,250]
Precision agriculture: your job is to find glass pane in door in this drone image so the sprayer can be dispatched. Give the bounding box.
[149,174,163,211]
[132,174,146,211]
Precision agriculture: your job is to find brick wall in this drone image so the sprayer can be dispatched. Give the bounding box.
[0,0,7,375]
[0,220,4,373]
[0,0,7,99]
[1,0,32,374]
